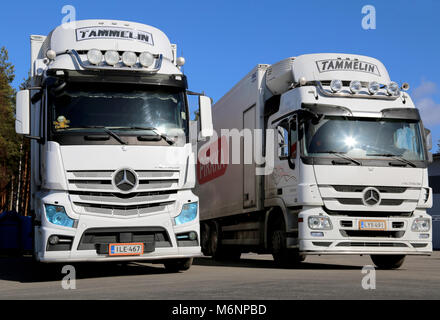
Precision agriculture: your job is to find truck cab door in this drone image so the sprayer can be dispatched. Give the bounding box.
[267,116,299,206]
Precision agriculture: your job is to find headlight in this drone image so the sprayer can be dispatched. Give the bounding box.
[87,49,103,65]
[104,50,120,66]
[411,218,430,232]
[174,202,198,225]
[139,51,154,67]
[44,204,75,228]
[122,51,137,66]
[308,216,332,230]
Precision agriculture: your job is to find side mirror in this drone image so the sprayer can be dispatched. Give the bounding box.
[425,128,432,151]
[189,120,198,145]
[199,95,213,139]
[15,90,30,135]
[427,151,433,164]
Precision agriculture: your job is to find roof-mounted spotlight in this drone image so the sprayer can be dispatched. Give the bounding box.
[386,81,400,96]
[349,80,362,94]
[330,79,343,93]
[104,50,120,66]
[368,81,380,95]
[122,51,137,67]
[87,49,103,65]
[139,52,154,67]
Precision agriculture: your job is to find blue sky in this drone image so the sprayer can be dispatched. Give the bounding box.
[1,0,439,153]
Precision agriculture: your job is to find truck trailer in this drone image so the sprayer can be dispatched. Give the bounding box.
[14,20,213,271]
[196,53,433,269]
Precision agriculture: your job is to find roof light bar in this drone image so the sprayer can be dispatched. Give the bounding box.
[70,49,162,73]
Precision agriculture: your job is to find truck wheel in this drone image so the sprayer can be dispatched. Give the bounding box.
[370,255,406,270]
[209,224,220,258]
[200,223,211,256]
[164,258,193,272]
[271,230,302,267]
[209,222,241,261]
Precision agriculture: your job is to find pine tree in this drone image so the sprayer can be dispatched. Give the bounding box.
[0,46,22,211]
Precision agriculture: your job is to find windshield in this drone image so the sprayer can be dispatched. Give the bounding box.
[49,82,188,140]
[304,116,426,161]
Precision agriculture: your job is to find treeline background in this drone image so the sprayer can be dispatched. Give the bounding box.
[0,46,30,215]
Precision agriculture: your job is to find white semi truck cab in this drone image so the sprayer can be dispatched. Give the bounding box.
[15,20,213,270]
[197,53,433,269]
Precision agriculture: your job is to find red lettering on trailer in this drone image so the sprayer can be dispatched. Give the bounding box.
[197,136,228,184]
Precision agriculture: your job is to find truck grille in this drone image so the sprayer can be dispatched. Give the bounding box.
[336,242,408,248]
[319,185,420,214]
[340,230,405,238]
[332,186,407,193]
[77,227,172,251]
[67,170,180,217]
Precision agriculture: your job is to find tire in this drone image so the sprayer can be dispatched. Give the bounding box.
[271,229,303,267]
[208,222,241,261]
[200,223,211,256]
[370,255,406,270]
[164,258,193,272]
[209,224,220,258]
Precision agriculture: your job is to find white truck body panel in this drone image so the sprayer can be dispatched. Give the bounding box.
[196,65,268,220]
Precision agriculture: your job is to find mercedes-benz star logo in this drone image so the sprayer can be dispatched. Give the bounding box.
[362,187,381,206]
[113,168,137,192]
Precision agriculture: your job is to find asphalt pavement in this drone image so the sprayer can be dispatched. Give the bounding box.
[0,252,439,299]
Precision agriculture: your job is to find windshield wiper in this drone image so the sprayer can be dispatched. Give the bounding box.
[115,126,175,145]
[81,126,127,145]
[315,151,362,166]
[67,126,175,145]
[366,153,416,167]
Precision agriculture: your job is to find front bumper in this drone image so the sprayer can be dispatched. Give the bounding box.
[36,213,201,263]
[298,207,432,256]
[35,191,201,263]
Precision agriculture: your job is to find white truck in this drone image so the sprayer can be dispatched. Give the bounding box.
[14,20,213,271]
[196,53,433,269]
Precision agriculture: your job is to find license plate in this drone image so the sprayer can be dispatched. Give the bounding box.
[359,220,386,231]
[109,243,144,256]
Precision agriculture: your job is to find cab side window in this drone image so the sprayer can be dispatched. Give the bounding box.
[276,120,289,159]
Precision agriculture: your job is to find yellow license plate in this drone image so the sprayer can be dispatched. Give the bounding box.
[359,220,386,231]
[109,243,144,256]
